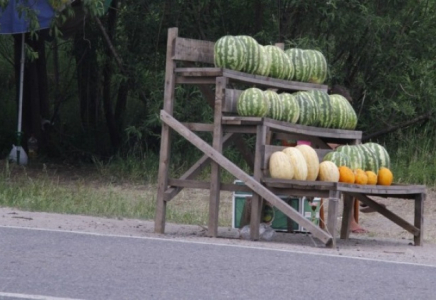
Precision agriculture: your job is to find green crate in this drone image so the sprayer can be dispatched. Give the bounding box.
[232,193,300,232]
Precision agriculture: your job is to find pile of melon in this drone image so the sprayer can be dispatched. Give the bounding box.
[269,143,394,186]
[237,87,356,130]
[214,35,328,84]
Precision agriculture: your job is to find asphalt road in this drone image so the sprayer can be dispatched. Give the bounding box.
[1,226,435,300]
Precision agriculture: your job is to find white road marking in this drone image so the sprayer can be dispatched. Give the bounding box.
[0,292,85,300]
[1,224,435,268]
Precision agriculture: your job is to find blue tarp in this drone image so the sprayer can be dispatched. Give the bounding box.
[0,0,55,34]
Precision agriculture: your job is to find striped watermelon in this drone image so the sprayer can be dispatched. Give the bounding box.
[214,35,247,71]
[285,48,310,82]
[237,88,268,117]
[323,151,351,168]
[264,45,287,79]
[357,144,380,173]
[309,90,333,128]
[279,93,300,123]
[335,145,364,170]
[304,49,328,84]
[329,94,357,129]
[294,91,319,126]
[255,45,272,76]
[362,142,391,169]
[264,90,283,120]
[236,35,261,74]
[281,50,295,81]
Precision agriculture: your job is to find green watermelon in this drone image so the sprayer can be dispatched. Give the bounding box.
[279,93,300,123]
[264,90,283,120]
[264,45,287,79]
[362,142,391,169]
[357,144,380,173]
[323,151,351,168]
[329,94,357,129]
[285,48,310,82]
[255,45,272,76]
[281,51,295,81]
[309,90,333,128]
[336,145,363,170]
[235,35,261,74]
[214,35,247,71]
[294,91,319,126]
[304,49,328,84]
[237,88,268,117]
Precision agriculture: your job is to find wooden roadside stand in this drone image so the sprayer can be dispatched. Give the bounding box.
[154,27,426,248]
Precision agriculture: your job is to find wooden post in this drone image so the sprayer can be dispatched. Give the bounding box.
[250,123,267,240]
[414,192,425,246]
[208,76,227,237]
[340,193,354,239]
[155,28,178,234]
[326,190,340,248]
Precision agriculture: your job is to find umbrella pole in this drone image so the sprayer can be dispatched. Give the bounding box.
[16,33,25,164]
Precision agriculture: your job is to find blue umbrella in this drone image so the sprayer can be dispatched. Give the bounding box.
[0,0,56,164]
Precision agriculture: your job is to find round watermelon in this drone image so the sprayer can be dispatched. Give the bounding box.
[309,90,333,128]
[304,49,328,84]
[335,145,364,170]
[285,48,310,82]
[323,151,351,168]
[357,144,380,173]
[279,93,300,123]
[264,90,283,120]
[214,35,247,71]
[236,35,261,74]
[294,91,319,126]
[264,45,287,79]
[255,45,272,76]
[362,142,391,169]
[237,88,268,117]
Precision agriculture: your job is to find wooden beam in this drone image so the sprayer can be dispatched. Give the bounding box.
[414,193,425,246]
[160,110,333,246]
[349,192,420,236]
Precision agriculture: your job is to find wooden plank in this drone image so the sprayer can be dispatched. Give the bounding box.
[223,125,257,134]
[173,37,215,64]
[262,177,337,190]
[175,67,222,77]
[182,123,214,132]
[222,116,263,125]
[155,27,179,234]
[222,89,242,113]
[160,110,333,245]
[265,187,331,198]
[327,190,341,248]
[208,77,227,237]
[164,133,236,201]
[223,69,328,92]
[175,76,216,85]
[414,193,425,246]
[337,183,426,196]
[340,194,354,239]
[264,118,363,140]
[348,192,420,236]
[168,179,253,193]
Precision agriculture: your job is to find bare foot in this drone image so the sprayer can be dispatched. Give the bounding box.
[350,218,368,233]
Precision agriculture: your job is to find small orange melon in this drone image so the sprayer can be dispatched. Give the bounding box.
[365,171,378,185]
[339,166,355,183]
[354,169,368,185]
[378,167,393,186]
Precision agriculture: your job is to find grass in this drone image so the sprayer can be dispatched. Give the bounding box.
[0,159,234,227]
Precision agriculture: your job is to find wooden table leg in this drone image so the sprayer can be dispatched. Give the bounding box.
[414,193,425,246]
[326,191,340,248]
[340,194,354,239]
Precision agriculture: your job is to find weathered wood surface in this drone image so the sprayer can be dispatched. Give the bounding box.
[160,109,333,246]
[168,179,252,193]
[414,193,425,246]
[155,28,179,234]
[173,37,215,64]
[337,183,426,196]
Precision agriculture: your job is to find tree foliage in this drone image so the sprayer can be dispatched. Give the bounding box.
[0,0,435,162]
